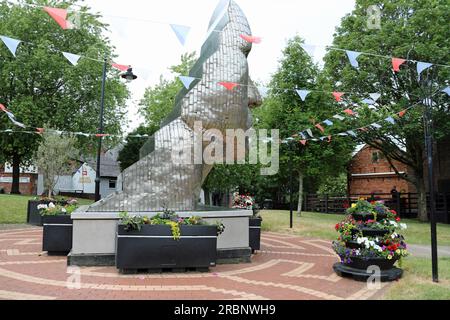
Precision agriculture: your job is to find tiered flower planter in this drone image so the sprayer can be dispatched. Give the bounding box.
[333,200,407,282]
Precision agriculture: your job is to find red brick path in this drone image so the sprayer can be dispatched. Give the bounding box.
[0,228,387,300]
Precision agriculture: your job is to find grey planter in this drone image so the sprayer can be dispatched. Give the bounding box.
[116,224,217,272]
[42,215,73,255]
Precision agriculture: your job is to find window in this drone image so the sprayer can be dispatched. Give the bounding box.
[109,179,117,189]
[371,151,384,163]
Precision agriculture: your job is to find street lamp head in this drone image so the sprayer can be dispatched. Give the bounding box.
[121,67,138,82]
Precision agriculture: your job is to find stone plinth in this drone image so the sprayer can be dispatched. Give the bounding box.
[68,206,252,266]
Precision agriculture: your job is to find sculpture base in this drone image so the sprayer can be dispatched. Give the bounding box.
[333,262,403,282]
[69,207,253,267]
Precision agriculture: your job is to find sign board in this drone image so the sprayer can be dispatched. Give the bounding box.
[0,177,31,183]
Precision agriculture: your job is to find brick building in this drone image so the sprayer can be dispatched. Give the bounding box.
[0,164,38,195]
[348,144,416,195]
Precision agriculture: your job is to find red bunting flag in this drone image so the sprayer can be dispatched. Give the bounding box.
[0,103,7,112]
[95,134,109,137]
[392,58,406,72]
[333,92,344,102]
[299,140,307,146]
[112,63,129,72]
[315,123,325,133]
[343,108,355,116]
[36,128,44,134]
[239,34,262,44]
[358,127,369,132]
[218,82,239,91]
[43,7,69,30]
[327,135,332,143]
[398,109,407,117]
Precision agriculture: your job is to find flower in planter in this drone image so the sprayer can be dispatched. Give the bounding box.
[39,202,79,216]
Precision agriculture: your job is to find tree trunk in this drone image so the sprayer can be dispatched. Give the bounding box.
[297,171,304,216]
[416,177,429,222]
[204,188,211,206]
[10,153,21,194]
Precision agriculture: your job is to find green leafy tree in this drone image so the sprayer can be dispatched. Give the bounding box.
[254,35,355,214]
[0,0,129,194]
[139,52,196,129]
[35,128,79,198]
[322,0,450,221]
[117,125,155,171]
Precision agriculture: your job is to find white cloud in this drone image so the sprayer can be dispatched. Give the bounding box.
[83,0,356,132]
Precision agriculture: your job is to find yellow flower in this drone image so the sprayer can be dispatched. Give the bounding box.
[395,249,400,254]
[387,255,393,260]
[351,203,357,208]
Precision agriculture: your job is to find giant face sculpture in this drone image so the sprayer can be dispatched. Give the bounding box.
[89,0,261,212]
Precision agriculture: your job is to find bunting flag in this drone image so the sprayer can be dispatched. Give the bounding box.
[323,119,333,126]
[370,93,381,102]
[239,34,262,44]
[179,76,196,89]
[337,133,348,137]
[300,44,316,57]
[333,114,345,121]
[371,123,382,129]
[315,123,325,133]
[218,82,239,91]
[327,135,332,143]
[398,109,407,118]
[299,140,307,146]
[299,132,307,139]
[333,92,344,102]
[0,103,26,128]
[362,98,375,105]
[343,108,355,116]
[392,58,406,72]
[443,87,450,96]
[95,133,110,137]
[306,129,314,138]
[385,116,396,124]
[112,63,129,72]
[44,7,69,30]
[346,50,362,69]
[0,36,21,57]
[347,130,357,137]
[296,90,311,101]
[62,51,81,65]
[170,24,191,46]
[417,61,433,81]
[36,128,44,134]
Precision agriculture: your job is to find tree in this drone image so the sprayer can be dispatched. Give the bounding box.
[35,129,78,198]
[117,53,196,171]
[0,0,129,194]
[322,0,450,221]
[117,125,155,171]
[139,52,196,129]
[253,35,355,215]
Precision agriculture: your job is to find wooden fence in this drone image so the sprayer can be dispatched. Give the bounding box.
[304,192,450,224]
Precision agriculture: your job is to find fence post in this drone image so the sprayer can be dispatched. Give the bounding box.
[443,193,448,224]
[325,194,329,214]
[408,193,412,217]
[304,193,308,212]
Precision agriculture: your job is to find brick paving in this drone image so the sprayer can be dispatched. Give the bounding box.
[0,228,388,300]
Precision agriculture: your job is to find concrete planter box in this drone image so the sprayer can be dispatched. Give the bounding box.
[116,224,217,272]
[249,217,262,252]
[42,215,73,255]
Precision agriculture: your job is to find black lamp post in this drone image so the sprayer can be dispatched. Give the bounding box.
[94,61,137,202]
[422,69,439,283]
[286,139,295,229]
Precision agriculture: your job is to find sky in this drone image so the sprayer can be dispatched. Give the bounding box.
[83,0,356,132]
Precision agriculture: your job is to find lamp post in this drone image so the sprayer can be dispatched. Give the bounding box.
[422,69,439,283]
[287,139,295,229]
[94,61,137,202]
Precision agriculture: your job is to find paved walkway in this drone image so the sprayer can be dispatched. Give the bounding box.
[0,227,389,300]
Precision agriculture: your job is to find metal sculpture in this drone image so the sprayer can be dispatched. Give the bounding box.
[89,0,261,212]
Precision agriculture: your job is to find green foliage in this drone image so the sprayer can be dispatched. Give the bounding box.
[139,52,196,129]
[35,128,79,197]
[117,125,155,171]
[0,0,129,190]
[317,173,348,196]
[322,0,450,221]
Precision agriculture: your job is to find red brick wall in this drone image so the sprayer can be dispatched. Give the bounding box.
[348,145,416,195]
[0,165,38,195]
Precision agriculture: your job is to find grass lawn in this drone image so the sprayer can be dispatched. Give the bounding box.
[0,194,93,224]
[260,209,450,300]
